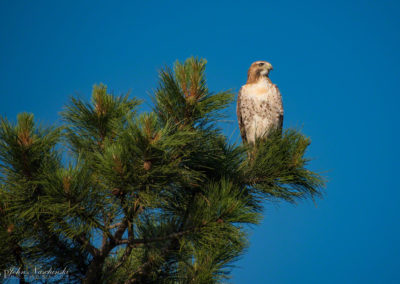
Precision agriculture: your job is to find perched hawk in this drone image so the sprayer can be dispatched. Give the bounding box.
[237,61,284,144]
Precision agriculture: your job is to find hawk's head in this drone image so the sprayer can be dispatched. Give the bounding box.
[247,61,273,84]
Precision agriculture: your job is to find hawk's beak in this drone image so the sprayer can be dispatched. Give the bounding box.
[267,64,273,71]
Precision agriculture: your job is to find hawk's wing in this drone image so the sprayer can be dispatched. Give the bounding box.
[236,87,247,143]
[272,84,284,130]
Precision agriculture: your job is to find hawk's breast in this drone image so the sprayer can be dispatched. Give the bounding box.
[239,79,283,143]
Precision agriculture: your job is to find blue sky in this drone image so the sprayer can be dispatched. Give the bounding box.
[1,1,399,283]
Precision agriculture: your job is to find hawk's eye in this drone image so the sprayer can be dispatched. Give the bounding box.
[258,62,264,66]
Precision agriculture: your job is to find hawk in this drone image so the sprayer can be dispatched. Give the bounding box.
[237,61,284,144]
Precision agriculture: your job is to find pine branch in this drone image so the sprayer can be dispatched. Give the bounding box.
[118,229,194,246]
[75,233,99,257]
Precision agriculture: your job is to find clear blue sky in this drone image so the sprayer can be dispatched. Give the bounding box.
[1,1,399,283]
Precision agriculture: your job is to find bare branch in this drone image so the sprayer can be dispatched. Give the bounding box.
[108,222,122,230]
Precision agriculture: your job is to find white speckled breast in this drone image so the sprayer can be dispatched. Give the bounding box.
[239,78,283,144]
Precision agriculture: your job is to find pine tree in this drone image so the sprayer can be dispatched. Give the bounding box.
[0,57,325,283]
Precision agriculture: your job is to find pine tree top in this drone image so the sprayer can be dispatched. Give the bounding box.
[0,57,325,283]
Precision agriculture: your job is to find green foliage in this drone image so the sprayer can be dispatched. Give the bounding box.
[0,57,325,283]
[153,57,233,128]
[244,129,323,202]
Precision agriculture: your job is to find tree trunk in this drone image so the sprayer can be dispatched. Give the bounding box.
[83,256,105,284]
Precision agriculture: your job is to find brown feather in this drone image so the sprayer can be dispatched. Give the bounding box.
[246,61,271,84]
[246,66,262,84]
[236,87,247,143]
